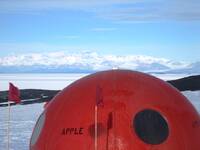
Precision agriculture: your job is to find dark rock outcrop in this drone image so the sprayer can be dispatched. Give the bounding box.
[0,89,60,107]
[167,75,200,91]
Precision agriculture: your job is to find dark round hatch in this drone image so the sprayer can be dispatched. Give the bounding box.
[134,109,169,145]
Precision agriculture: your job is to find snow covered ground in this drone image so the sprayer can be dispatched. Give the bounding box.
[0,73,88,91]
[0,73,199,150]
[0,73,190,91]
[0,103,44,150]
[182,91,200,112]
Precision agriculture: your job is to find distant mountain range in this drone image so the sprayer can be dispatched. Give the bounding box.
[0,51,199,74]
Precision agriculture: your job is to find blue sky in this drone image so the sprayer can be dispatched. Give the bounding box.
[0,0,200,62]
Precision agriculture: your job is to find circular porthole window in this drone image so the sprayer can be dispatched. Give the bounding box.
[134,109,169,145]
[30,112,46,146]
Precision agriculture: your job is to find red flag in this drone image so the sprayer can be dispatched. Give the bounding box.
[96,85,104,107]
[8,83,21,103]
[107,112,113,129]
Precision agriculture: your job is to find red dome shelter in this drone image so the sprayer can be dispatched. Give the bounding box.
[30,70,200,150]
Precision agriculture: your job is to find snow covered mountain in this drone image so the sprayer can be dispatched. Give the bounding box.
[0,51,198,73]
[165,61,200,74]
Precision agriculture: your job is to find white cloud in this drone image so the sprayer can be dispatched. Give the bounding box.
[96,0,200,22]
[0,0,139,12]
[1,0,200,21]
[58,35,80,39]
[91,27,117,32]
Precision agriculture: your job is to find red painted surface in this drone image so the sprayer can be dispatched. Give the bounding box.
[30,70,200,150]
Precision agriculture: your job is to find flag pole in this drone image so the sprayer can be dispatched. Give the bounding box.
[7,82,20,150]
[106,121,109,150]
[7,101,11,150]
[95,105,98,150]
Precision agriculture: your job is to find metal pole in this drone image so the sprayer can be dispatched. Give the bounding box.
[95,105,98,150]
[106,126,109,150]
[7,102,11,150]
